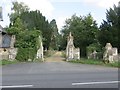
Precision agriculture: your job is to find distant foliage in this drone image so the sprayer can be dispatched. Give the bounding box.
[98,4,120,52]
[16,48,36,61]
[87,43,102,53]
[6,1,59,61]
[7,1,43,61]
[61,13,99,57]
[20,10,53,49]
[7,17,41,61]
[49,19,59,50]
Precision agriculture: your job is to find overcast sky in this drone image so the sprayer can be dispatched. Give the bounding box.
[0,0,119,31]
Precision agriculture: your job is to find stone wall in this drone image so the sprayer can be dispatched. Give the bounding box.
[0,34,17,61]
[0,48,18,60]
[74,48,80,60]
[0,33,2,47]
[103,43,119,63]
[9,48,18,61]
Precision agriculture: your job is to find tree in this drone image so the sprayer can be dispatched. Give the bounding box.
[7,1,43,61]
[98,3,119,52]
[49,19,59,50]
[20,10,53,50]
[61,14,99,57]
[9,1,29,25]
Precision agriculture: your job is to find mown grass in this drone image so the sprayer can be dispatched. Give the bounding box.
[0,60,19,66]
[69,58,120,68]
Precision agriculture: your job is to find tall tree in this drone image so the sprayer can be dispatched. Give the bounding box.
[98,3,119,52]
[20,10,53,50]
[61,14,98,57]
[49,19,59,50]
[9,1,29,25]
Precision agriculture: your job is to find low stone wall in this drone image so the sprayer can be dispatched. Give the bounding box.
[0,48,18,61]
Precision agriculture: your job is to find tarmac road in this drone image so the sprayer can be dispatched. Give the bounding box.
[1,52,119,88]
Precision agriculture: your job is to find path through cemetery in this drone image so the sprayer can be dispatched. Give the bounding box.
[45,51,64,62]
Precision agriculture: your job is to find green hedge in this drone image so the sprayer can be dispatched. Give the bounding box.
[16,48,37,61]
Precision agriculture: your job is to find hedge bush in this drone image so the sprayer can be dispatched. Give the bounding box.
[16,48,37,61]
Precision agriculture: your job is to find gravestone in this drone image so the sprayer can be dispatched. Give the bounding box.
[93,50,97,59]
[66,32,80,61]
[74,48,80,60]
[103,43,118,63]
[87,50,97,59]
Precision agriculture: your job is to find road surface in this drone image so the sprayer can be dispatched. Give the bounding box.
[1,52,119,88]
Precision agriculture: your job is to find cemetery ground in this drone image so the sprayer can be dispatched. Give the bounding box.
[0,51,119,67]
[1,51,119,88]
[68,58,120,68]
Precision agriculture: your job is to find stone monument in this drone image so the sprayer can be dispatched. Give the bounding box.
[66,32,80,61]
[36,36,44,61]
[87,50,98,59]
[103,43,118,63]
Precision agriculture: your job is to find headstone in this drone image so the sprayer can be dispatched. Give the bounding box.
[93,50,97,59]
[87,50,97,59]
[74,48,80,60]
[112,48,118,55]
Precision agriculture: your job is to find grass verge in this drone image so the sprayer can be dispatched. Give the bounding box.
[0,60,19,66]
[68,58,120,68]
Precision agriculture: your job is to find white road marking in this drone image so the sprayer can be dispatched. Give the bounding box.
[72,81,120,86]
[0,85,33,88]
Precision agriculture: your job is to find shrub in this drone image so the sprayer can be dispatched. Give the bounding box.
[16,48,37,61]
[61,51,66,58]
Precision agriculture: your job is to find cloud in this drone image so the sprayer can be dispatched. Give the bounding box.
[17,0,54,18]
[0,0,12,27]
[84,0,97,4]
[0,0,55,27]
[50,0,82,2]
[56,16,71,32]
[98,0,119,9]
[84,0,119,9]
